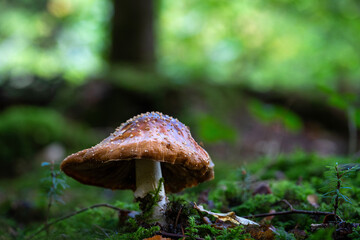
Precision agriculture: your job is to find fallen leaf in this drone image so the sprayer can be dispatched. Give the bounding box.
[194,203,258,226]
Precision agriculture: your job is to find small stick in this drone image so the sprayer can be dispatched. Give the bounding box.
[243,209,335,219]
[243,199,338,219]
[282,199,294,211]
[26,203,122,239]
[174,206,182,227]
[181,225,185,240]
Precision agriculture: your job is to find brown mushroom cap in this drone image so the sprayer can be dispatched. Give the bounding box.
[61,112,214,193]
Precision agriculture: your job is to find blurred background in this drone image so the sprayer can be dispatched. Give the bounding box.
[0,0,360,237]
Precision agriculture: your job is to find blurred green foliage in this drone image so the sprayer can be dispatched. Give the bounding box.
[1,0,360,92]
[247,152,358,183]
[196,114,237,143]
[159,0,360,91]
[0,106,97,176]
[0,0,110,84]
[319,84,360,127]
[249,99,303,132]
[309,228,334,240]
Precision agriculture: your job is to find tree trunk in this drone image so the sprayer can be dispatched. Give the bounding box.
[110,0,155,66]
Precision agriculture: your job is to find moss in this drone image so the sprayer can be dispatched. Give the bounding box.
[232,194,280,216]
[185,216,254,240]
[208,168,252,211]
[271,181,316,202]
[308,228,334,240]
[113,218,160,240]
[248,152,354,182]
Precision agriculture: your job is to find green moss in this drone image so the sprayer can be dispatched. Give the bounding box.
[271,181,315,202]
[110,218,160,240]
[248,152,353,181]
[208,168,252,211]
[275,227,296,240]
[232,194,280,216]
[185,216,253,240]
[308,228,334,240]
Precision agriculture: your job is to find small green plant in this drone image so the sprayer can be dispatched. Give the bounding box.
[236,167,252,202]
[40,161,68,229]
[322,162,360,221]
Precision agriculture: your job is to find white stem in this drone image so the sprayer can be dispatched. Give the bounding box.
[134,159,167,225]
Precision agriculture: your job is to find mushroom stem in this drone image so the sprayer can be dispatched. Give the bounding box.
[134,159,167,225]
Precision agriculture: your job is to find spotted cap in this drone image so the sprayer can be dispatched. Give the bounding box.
[60,112,214,193]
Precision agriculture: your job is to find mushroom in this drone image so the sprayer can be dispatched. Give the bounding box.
[60,112,214,225]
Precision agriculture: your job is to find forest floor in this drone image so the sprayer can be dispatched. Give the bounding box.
[1,152,359,240]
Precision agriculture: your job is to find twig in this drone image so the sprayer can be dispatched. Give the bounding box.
[243,199,340,220]
[242,209,335,219]
[281,199,294,211]
[174,206,182,227]
[181,225,185,240]
[26,203,122,239]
